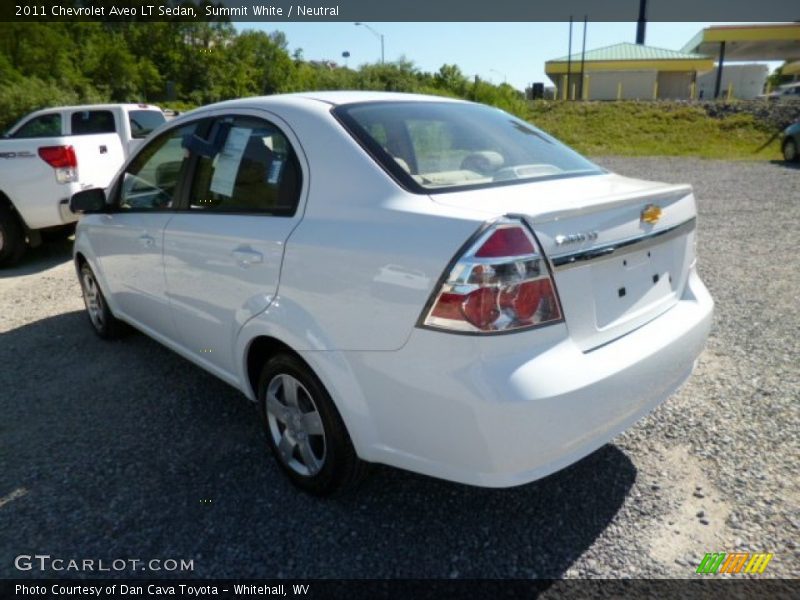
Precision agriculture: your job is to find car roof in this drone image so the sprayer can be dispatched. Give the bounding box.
[29,103,161,113]
[16,104,163,125]
[145,91,476,139]
[191,91,469,112]
[292,91,468,105]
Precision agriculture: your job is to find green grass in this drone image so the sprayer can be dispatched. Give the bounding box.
[525,101,783,160]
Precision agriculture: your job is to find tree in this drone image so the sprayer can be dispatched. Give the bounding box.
[434,64,468,96]
[0,23,529,120]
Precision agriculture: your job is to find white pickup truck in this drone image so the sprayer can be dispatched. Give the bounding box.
[0,103,165,266]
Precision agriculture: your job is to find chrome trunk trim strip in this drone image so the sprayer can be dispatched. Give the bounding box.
[550,218,696,271]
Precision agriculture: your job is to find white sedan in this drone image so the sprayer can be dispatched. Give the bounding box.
[70,92,713,495]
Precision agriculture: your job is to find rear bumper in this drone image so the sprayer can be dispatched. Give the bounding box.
[314,269,713,487]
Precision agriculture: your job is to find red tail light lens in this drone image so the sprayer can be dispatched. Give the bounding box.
[421,218,563,333]
[38,145,77,168]
[38,145,78,183]
[462,287,500,329]
[474,226,534,257]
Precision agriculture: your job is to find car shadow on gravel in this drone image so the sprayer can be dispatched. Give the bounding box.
[0,311,636,579]
[0,238,73,278]
[770,159,800,170]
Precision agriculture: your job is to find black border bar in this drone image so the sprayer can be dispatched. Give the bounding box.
[2,0,799,23]
[3,579,800,600]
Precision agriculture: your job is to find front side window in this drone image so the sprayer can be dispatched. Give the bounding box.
[118,122,198,211]
[71,110,116,135]
[334,101,603,193]
[187,116,301,215]
[10,113,62,138]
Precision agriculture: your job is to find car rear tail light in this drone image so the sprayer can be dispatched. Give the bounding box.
[38,145,78,183]
[421,218,563,333]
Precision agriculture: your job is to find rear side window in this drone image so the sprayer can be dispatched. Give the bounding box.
[187,116,301,215]
[129,110,166,139]
[71,110,115,135]
[10,113,62,138]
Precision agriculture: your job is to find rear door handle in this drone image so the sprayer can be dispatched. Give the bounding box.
[138,234,155,248]
[232,248,263,267]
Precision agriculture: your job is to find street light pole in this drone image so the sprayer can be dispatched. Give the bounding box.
[354,22,385,64]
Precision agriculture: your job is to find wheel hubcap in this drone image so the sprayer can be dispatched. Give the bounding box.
[265,373,326,477]
[81,272,105,330]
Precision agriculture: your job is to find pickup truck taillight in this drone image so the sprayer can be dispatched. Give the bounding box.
[38,145,78,184]
[420,218,564,334]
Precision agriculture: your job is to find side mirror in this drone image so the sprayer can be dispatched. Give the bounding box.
[70,188,107,214]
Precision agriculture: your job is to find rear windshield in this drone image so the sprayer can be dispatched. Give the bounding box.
[129,110,166,139]
[333,101,603,193]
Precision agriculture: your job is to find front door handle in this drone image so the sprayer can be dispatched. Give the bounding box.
[232,248,263,267]
[138,234,155,248]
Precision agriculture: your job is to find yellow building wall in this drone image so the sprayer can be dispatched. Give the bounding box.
[551,70,697,100]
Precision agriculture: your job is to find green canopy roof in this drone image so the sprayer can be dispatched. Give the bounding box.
[550,42,709,63]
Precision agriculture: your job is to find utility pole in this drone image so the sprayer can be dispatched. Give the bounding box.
[566,17,573,101]
[578,16,588,100]
[636,0,647,44]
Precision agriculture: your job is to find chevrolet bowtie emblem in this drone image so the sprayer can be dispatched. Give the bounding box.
[641,204,662,225]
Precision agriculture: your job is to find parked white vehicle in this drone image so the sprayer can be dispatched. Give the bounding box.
[70,92,713,495]
[759,82,800,102]
[0,103,165,265]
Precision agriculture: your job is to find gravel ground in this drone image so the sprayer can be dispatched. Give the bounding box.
[0,158,798,580]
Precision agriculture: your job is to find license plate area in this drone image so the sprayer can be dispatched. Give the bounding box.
[591,244,678,329]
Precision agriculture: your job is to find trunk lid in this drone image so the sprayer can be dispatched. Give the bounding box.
[430,173,698,351]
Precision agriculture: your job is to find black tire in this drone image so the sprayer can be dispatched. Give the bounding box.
[78,263,127,339]
[0,203,27,267]
[783,137,799,163]
[257,353,369,495]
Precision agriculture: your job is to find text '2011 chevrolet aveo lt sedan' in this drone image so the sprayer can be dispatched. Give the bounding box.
[71,92,713,495]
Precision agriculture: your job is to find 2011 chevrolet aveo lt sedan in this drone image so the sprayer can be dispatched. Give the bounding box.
[71,92,713,495]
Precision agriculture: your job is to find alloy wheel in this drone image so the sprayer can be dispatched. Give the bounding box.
[81,271,105,330]
[265,373,327,477]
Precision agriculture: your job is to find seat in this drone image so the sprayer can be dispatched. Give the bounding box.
[230,136,277,211]
[460,151,504,175]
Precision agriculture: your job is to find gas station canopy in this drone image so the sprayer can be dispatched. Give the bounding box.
[682,23,800,61]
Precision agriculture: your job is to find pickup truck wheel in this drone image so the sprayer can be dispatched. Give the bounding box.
[258,354,370,495]
[79,263,126,339]
[783,138,799,162]
[0,204,27,267]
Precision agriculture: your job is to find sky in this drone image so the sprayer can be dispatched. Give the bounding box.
[234,22,783,91]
